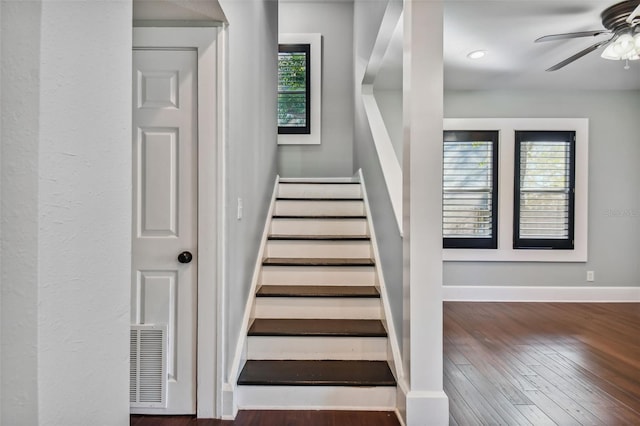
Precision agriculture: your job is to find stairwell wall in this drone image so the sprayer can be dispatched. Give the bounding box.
[277,0,355,177]
[217,0,279,391]
[353,0,403,351]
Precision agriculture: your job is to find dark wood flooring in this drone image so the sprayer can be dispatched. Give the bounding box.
[445,302,640,425]
[130,410,400,426]
[133,302,640,425]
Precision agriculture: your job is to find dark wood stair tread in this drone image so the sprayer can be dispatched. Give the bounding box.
[277,197,363,201]
[248,319,387,337]
[272,215,367,219]
[237,360,396,386]
[263,257,374,266]
[268,235,370,241]
[280,181,360,185]
[256,285,379,298]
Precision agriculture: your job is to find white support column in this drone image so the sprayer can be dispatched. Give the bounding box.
[402,1,448,425]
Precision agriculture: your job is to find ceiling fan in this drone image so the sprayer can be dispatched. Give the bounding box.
[535,0,640,71]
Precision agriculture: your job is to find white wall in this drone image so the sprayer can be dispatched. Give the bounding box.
[444,89,640,289]
[1,1,132,425]
[353,0,404,350]
[278,0,354,177]
[217,0,279,387]
[373,89,402,164]
[1,2,41,424]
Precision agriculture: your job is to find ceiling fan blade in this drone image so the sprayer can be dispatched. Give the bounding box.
[627,4,640,24]
[535,30,611,43]
[545,38,613,72]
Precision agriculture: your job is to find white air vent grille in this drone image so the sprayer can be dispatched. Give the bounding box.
[130,325,167,408]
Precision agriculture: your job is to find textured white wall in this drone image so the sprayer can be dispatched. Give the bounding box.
[1,1,132,425]
[1,2,43,424]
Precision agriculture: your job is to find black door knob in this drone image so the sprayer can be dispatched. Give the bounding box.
[177,251,193,264]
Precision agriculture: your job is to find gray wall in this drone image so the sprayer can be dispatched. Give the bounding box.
[444,89,640,287]
[218,0,279,379]
[278,0,354,177]
[373,89,403,165]
[354,0,403,348]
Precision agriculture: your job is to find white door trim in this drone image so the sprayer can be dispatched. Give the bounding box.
[133,27,223,419]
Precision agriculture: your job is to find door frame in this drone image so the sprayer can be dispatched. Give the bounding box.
[133,26,224,418]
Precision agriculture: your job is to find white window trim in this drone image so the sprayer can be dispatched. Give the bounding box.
[443,118,588,262]
[278,33,322,145]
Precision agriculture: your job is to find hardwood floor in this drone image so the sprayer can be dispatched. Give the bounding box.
[130,410,400,426]
[133,302,640,425]
[445,302,640,425]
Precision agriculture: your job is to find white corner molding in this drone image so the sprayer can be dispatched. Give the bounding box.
[443,285,640,302]
[278,33,322,145]
[443,118,589,263]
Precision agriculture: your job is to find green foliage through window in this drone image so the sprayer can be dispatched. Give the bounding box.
[278,44,310,134]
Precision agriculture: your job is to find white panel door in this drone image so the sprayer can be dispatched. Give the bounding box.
[132,49,197,415]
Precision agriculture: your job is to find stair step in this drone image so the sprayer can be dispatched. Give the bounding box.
[273,215,367,219]
[246,335,387,360]
[237,385,396,409]
[277,182,362,200]
[270,217,369,237]
[276,197,363,201]
[279,181,360,184]
[257,285,379,298]
[248,319,387,337]
[263,257,374,266]
[275,199,365,217]
[268,235,370,241]
[266,239,371,259]
[237,360,396,386]
[261,265,376,286]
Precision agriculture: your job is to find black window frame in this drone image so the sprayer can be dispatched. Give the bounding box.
[513,130,576,250]
[278,43,311,135]
[443,130,499,249]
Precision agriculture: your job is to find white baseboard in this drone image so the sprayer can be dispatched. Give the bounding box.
[443,285,640,302]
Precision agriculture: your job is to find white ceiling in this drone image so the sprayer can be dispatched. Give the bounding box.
[374,0,640,91]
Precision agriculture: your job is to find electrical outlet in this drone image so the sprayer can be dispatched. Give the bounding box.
[237,197,243,220]
[586,270,595,282]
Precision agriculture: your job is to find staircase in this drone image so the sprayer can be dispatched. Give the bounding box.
[236,178,397,410]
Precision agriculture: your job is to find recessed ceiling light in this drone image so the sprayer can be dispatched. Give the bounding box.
[467,50,486,60]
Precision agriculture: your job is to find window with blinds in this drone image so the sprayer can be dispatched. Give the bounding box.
[514,131,575,249]
[443,131,499,249]
[278,44,311,135]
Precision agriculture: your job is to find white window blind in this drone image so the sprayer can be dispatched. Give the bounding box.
[443,131,498,249]
[515,131,575,249]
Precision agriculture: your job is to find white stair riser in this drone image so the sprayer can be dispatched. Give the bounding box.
[278,183,362,199]
[237,386,396,410]
[266,240,371,259]
[275,200,365,217]
[253,297,382,319]
[270,218,369,236]
[261,266,376,286]
[246,336,387,360]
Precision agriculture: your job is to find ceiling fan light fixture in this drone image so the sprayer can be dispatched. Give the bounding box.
[600,32,640,60]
